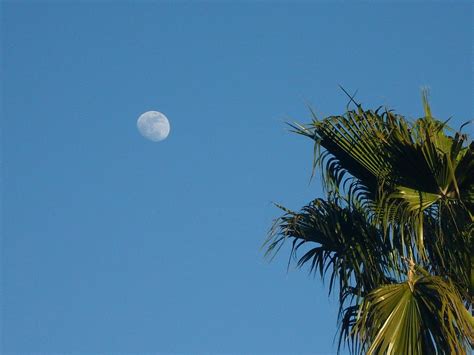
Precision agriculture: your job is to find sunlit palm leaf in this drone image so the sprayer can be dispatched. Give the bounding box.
[353,274,473,354]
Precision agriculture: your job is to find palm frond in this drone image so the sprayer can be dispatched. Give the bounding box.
[353,273,473,354]
[265,196,394,303]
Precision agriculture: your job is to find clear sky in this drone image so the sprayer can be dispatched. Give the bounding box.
[1,2,472,354]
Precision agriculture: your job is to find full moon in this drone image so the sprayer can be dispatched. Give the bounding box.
[137,111,170,142]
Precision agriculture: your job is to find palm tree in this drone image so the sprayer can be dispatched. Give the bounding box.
[265,90,474,354]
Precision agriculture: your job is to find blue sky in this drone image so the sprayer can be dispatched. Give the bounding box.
[1,2,472,354]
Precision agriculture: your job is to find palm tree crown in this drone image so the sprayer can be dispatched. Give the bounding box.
[265,91,473,354]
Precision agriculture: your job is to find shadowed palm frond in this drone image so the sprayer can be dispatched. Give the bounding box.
[265,196,394,304]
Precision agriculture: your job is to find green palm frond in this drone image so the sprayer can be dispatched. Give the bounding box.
[353,273,473,354]
[290,107,393,202]
[265,197,393,300]
[424,204,474,300]
[455,141,474,215]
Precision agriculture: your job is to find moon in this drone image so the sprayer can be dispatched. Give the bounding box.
[137,111,170,142]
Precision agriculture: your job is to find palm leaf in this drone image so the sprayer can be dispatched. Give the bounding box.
[265,197,393,301]
[353,273,473,354]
